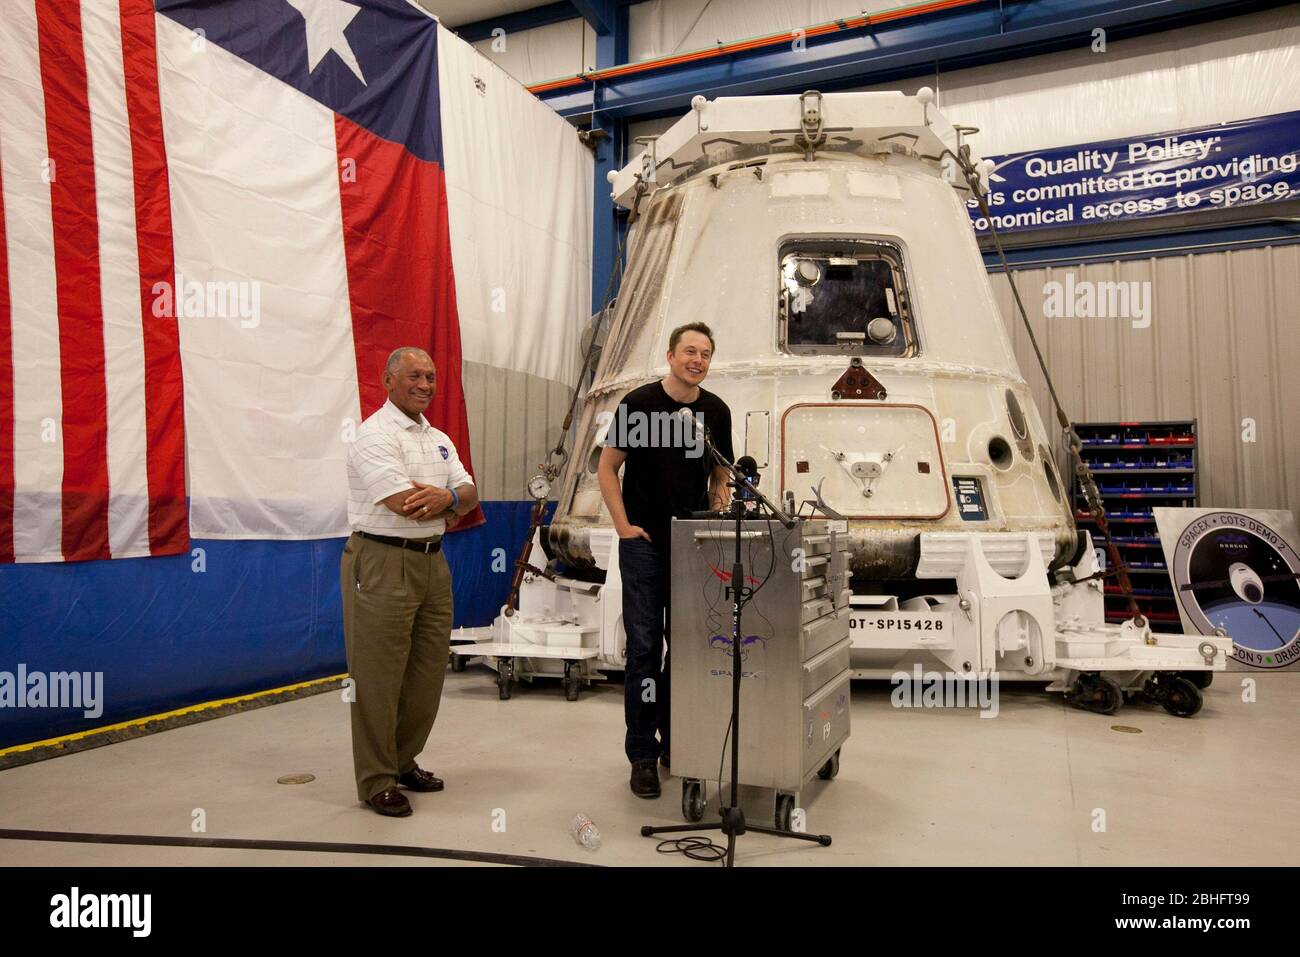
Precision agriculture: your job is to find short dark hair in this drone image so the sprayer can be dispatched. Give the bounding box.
[668,322,715,354]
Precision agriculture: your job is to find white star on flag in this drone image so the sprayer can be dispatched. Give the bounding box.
[285,0,367,86]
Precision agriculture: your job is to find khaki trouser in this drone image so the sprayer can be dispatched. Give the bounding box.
[340,531,453,801]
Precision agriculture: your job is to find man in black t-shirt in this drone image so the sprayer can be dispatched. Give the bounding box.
[597,322,733,799]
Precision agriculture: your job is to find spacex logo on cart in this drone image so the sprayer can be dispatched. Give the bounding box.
[707,633,764,679]
[708,634,767,659]
[49,888,151,937]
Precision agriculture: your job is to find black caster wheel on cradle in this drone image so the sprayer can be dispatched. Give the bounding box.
[682,779,706,823]
[1067,672,1122,715]
[1158,674,1203,717]
[496,657,515,700]
[563,661,581,701]
[450,651,467,673]
[817,748,841,781]
[774,793,796,832]
[1178,670,1213,690]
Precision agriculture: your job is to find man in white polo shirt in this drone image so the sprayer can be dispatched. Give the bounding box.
[342,346,478,817]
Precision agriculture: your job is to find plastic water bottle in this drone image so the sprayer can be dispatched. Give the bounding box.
[570,813,601,851]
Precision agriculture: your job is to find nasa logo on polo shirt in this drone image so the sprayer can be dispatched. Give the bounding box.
[438,445,449,460]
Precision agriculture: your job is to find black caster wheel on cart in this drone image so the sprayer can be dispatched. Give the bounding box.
[1067,672,1122,715]
[682,779,706,823]
[496,657,515,700]
[450,651,467,673]
[1178,670,1213,690]
[774,793,796,832]
[1140,672,1204,717]
[563,661,581,702]
[1156,673,1203,717]
[817,749,841,781]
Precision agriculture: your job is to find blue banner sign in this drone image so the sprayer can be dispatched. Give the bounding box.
[967,110,1300,234]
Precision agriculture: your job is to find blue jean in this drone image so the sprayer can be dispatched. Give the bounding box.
[620,538,671,765]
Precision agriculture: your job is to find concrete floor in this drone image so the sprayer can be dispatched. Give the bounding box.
[1,668,1296,867]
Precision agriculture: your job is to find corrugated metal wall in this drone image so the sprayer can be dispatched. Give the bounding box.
[991,243,1300,516]
[462,359,575,501]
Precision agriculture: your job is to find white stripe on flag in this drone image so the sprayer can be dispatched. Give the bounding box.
[0,0,64,561]
[82,0,152,559]
[156,15,359,539]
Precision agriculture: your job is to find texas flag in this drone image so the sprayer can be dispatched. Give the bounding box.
[0,0,480,563]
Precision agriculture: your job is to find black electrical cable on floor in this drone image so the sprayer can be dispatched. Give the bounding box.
[658,711,733,864]
[0,827,598,867]
[654,834,726,862]
[651,706,734,864]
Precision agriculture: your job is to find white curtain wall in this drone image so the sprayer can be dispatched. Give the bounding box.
[470,16,597,85]
[440,25,594,384]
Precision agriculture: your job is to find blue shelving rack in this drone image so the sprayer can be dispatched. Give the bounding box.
[1071,420,1199,632]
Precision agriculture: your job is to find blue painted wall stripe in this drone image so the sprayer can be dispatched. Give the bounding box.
[0,501,543,748]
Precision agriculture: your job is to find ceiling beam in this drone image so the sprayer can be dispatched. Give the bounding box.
[453,1,578,44]
[453,0,645,44]
[570,0,614,35]
[533,0,1291,122]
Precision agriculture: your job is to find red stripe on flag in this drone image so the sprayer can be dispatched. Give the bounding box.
[120,0,188,556]
[0,150,14,563]
[36,0,111,561]
[334,115,483,531]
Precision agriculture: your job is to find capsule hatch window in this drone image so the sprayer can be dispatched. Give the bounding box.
[777,240,917,357]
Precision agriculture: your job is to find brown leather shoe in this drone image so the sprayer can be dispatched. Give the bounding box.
[364,786,412,817]
[397,766,445,793]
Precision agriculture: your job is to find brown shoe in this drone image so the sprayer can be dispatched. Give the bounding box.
[397,766,445,793]
[364,786,412,817]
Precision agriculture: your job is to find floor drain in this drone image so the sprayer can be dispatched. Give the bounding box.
[277,773,316,785]
[1110,725,1142,734]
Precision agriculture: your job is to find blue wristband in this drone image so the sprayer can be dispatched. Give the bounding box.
[448,487,460,510]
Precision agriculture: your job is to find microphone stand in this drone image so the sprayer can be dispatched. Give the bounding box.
[640,424,831,866]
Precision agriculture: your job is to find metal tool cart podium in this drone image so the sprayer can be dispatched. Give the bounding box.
[668,517,853,830]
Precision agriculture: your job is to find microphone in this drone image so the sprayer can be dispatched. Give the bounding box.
[735,455,760,502]
[736,455,759,484]
[675,406,707,439]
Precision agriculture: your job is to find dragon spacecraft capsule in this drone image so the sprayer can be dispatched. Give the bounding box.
[546,90,1078,579]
